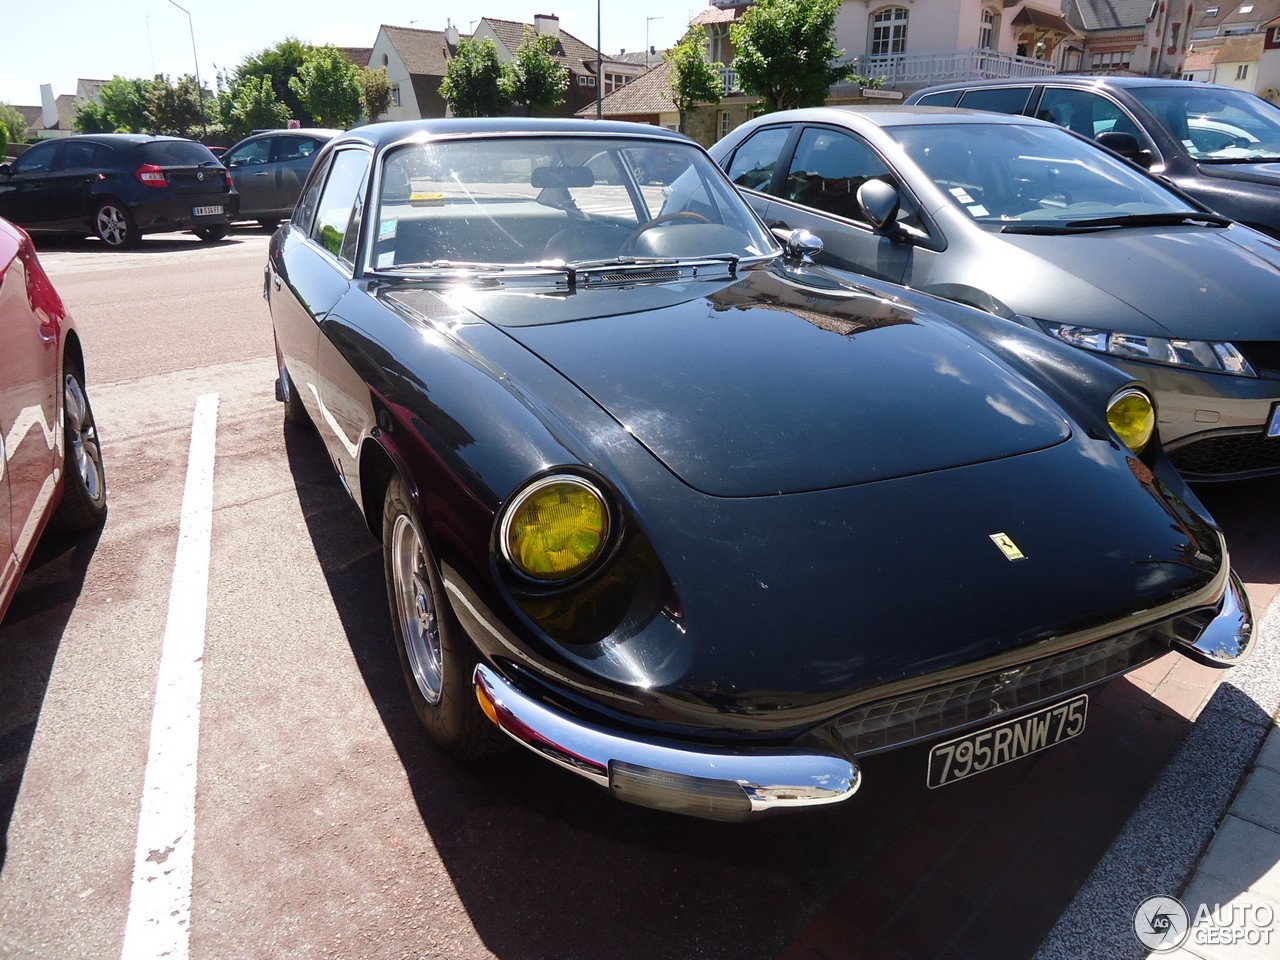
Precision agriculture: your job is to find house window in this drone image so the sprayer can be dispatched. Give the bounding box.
[719,110,731,140]
[1205,5,1219,16]
[871,7,909,56]
[390,84,401,107]
[979,9,996,50]
[1237,63,1250,79]
[1090,50,1132,70]
[577,75,596,86]
[1240,3,1254,12]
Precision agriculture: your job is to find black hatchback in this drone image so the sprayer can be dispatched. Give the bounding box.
[907,77,1280,240]
[0,134,239,248]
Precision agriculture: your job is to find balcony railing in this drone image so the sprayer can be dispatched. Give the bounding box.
[844,48,1057,90]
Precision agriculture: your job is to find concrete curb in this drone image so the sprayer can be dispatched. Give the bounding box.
[1035,592,1280,960]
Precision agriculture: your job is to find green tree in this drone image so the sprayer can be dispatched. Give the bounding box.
[439,36,512,118]
[73,76,151,133]
[665,27,724,134]
[147,74,206,137]
[237,38,314,126]
[358,66,394,123]
[731,0,859,112]
[74,99,113,133]
[0,103,29,142]
[505,29,567,117]
[289,45,360,128]
[217,74,291,141]
[0,121,8,158]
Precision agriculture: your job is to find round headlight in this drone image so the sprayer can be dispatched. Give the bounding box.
[1107,388,1156,454]
[501,475,611,582]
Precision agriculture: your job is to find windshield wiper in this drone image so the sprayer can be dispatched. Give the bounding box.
[1001,211,1232,234]
[380,260,508,271]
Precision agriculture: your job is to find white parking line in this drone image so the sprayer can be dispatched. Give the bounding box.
[120,393,219,960]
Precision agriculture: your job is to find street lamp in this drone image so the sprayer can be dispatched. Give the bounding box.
[596,0,603,119]
[167,0,207,139]
[646,17,663,69]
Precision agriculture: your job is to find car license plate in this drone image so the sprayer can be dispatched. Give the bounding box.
[193,205,223,217]
[927,694,1088,788]
[1267,403,1280,439]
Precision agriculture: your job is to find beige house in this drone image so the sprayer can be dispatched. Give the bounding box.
[368,24,460,121]
[1184,0,1280,99]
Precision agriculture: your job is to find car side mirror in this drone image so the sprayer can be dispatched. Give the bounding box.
[1095,132,1153,169]
[0,163,11,176]
[857,178,900,231]
[778,227,823,263]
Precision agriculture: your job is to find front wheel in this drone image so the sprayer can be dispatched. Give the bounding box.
[93,201,139,248]
[52,365,107,533]
[194,225,228,242]
[383,472,503,759]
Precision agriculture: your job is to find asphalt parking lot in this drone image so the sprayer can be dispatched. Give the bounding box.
[0,229,1276,960]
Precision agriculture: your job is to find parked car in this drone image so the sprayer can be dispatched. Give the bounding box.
[0,134,237,248]
[905,76,1280,239]
[0,217,107,623]
[222,128,340,230]
[266,117,1252,820]
[709,105,1280,482]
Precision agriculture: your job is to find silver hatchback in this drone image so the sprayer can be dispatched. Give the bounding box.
[710,106,1280,482]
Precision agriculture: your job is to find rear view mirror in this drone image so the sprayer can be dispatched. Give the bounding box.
[1095,131,1153,169]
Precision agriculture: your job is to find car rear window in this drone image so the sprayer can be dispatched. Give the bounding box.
[140,140,218,166]
[957,86,1034,115]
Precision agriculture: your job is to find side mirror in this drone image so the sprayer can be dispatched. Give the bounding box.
[1095,131,1153,169]
[857,178,902,232]
[776,227,823,263]
[0,163,11,176]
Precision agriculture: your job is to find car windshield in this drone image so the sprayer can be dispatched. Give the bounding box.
[370,135,775,272]
[1128,84,1280,162]
[890,121,1200,227]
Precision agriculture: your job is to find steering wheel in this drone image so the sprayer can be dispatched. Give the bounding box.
[620,211,710,253]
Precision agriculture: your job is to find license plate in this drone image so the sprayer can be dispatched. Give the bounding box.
[927,694,1088,788]
[193,205,223,217]
[1267,403,1280,439]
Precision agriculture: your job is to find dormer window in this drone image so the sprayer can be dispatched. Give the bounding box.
[1240,3,1254,12]
[1205,5,1219,16]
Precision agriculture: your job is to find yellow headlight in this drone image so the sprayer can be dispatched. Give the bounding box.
[502,476,610,581]
[1107,389,1155,454]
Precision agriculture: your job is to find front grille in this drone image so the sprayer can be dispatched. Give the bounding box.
[830,612,1211,756]
[1170,432,1280,479]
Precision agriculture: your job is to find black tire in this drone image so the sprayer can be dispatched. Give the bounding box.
[93,201,139,249]
[258,218,280,232]
[281,368,310,426]
[194,225,229,242]
[51,364,107,533]
[383,472,503,759]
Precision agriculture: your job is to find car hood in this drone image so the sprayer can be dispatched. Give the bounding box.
[973,224,1280,339]
[444,267,1071,497]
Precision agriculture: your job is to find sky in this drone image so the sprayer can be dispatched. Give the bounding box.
[2,0,707,106]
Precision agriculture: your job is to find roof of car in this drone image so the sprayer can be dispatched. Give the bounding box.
[736,104,1047,130]
[329,117,692,149]
[64,133,197,144]
[916,75,1234,93]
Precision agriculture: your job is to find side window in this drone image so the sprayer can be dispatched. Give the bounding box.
[957,86,1033,115]
[725,126,791,192]
[274,137,316,162]
[1036,89,1149,148]
[784,128,901,225]
[311,149,371,266]
[913,90,962,107]
[293,151,334,231]
[60,141,106,169]
[12,142,60,174]
[227,139,272,167]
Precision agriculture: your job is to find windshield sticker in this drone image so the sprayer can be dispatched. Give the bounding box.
[379,218,397,240]
[968,204,990,217]
[951,187,974,204]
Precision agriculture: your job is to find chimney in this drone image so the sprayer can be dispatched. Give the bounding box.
[534,13,559,38]
[444,18,460,45]
[40,83,59,130]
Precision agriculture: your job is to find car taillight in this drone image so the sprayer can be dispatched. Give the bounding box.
[135,164,168,188]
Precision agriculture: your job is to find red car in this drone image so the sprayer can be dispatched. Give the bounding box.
[0,217,107,623]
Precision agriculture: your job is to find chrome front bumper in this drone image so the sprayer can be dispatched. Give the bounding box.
[471,571,1251,821]
[472,664,859,821]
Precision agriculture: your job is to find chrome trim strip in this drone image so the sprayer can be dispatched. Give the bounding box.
[473,664,859,817]
[1173,570,1254,666]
